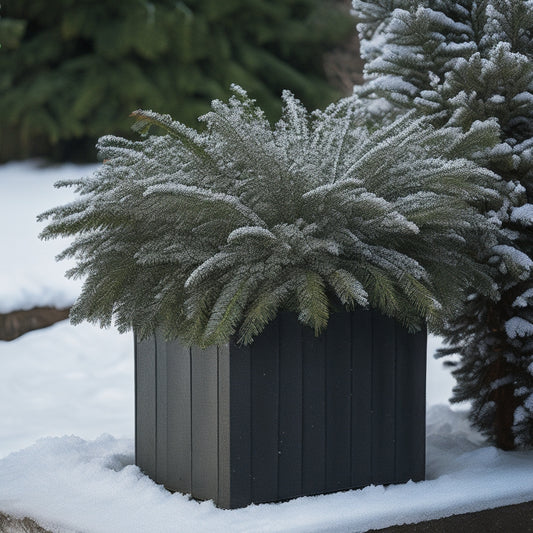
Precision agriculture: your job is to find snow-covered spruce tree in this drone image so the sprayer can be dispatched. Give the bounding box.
[39,87,502,349]
[352,0,533,449]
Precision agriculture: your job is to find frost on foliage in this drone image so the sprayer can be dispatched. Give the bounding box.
[513,289,533,308]
[40,87,501,347]
[491,245,533,280]
[505,317,533,339]
[510,204,533,226]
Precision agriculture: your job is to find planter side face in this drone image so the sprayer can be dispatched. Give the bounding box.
[134,309,426,509]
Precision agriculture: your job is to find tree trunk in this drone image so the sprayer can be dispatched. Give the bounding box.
[488,357,521,451]
[486,299,521,450]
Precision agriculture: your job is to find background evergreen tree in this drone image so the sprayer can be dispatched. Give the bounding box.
[352,0,533,449]
[0,0,353,162]
[40,87,502,348]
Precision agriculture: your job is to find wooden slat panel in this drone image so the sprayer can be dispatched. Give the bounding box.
[277,312,304,500]
[217,343,231,508]
[411,327,427,482]
[301,324,326,495]
[135,334,157,480]
[228,342,252,509]
[351,309,373,487]
[371,312,396,485]
[134,311,427,507]
[155,331,168,485]
[165,338,192,494]
[395,325,426,483]
[251,317,280,504]
[191,345,219,501]
[325,312,352,492]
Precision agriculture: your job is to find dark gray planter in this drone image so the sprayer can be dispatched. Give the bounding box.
[134,309,426,509]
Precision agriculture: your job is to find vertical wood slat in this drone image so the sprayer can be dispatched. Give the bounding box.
[135,334,157,480]
[371,313,396,486]
[351,309,373,487]
[155,331,168,485]
[165,339,192,493]
[411,328,427,482]
[251,318,280,504]
[191,345,219,501]
[394,325,426,483]
[277,312,303,500]
[217,344,231,508]
[301,324,326,495]
[325,312,352,492]
[228,342,252,509]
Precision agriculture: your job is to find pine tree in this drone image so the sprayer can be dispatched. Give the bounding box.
[40,87,502,349]
[352,0,533,449]
[0,0,352,162]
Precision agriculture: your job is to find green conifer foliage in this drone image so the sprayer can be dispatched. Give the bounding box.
[352,0,533,449]
[0,0,352,162]
[40,87,502,348]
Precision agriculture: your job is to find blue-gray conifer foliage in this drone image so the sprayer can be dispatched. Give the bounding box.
[40,86,502,347]
[352,0,533,449]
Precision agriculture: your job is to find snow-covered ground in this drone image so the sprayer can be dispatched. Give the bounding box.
[0,161,96,314]
[1,161,532,533]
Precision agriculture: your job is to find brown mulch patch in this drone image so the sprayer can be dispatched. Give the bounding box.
[0,306,71,341]
[0,512,52,533]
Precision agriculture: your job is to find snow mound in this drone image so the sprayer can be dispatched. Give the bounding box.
[0,161,97,314]
[1,407,533,533]
[0,321,133,457]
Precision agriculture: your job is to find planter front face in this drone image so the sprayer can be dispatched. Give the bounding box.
[135,309,426,509]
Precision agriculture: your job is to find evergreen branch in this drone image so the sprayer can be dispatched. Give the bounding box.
[144,183,267,227]
[328,269,369,308]
[237,282,292,345]
[202,277,253,347]
[130,110,221,172]
[296,271,330,335]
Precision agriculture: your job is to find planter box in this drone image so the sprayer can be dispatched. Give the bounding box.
[134,309,426,509]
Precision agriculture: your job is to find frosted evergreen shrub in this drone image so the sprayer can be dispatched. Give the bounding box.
[352,0,533,450]
[40,87,502,347]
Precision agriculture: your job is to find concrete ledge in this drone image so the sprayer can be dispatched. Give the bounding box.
[370,500,533,532]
